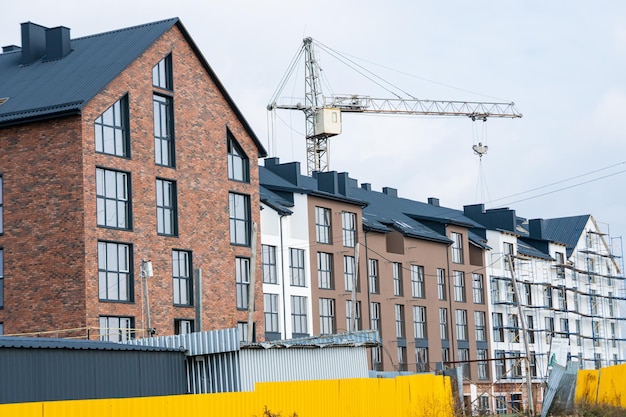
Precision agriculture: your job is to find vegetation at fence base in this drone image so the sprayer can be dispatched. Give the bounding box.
[255,405,298,417]
[573,401,625,417]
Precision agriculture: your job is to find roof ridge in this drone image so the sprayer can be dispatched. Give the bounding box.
[72,17,179,42]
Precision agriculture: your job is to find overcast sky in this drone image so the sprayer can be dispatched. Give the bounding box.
[2,1,626,252]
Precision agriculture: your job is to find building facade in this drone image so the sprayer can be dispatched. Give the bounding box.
[0,19,266,340]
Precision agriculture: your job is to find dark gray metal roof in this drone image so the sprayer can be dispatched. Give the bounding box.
[542,215,590,258]
[0,18,266,156]
[0,336,183,352]
[517,240,553,260]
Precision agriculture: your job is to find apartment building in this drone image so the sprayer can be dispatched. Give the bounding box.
[259,158,493,398]
[0,19,266,339]
[464,205,625,415]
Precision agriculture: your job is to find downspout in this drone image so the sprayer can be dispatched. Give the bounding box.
[446,237,456,363]
[279,214,288,338]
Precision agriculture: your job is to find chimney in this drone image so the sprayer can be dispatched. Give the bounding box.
[529,218,544,239]
[361,183,372,191]
[317,171,338,194]
[20,22,47,65]
[45,26,71,60]
[382,187,397,198]
[427,197,440,207]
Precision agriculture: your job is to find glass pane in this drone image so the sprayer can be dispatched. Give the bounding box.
[102,106,113,125]
[119,274,128,300]
[108,272,119,299]
[98,271,107,298]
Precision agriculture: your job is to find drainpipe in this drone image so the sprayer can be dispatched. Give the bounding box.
[279,214,288,338]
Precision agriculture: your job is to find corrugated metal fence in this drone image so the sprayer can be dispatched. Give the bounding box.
[575,363,626,408]
[0,373,454,417]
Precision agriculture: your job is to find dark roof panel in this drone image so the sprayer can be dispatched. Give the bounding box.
[542,215,590,257]
[0,336,183,352]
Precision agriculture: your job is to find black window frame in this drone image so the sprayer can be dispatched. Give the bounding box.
[317,251,334,289]
[264,293,280,333]
[235,257,251,310]
[97,240,133,302]
[153,93,175,168]
[289,248,306,287]
[99,315,135,342]
[262,245,278,284]
[319,297,336,335]
[156,178,178,236]
[227,130,250,182]
[174,318,194,335]
[229,192,251,246]
[315,206,332,244]
[96,167,132,230]
[152,54,173,90]
[172,249,193,306]
[94,94,130,158]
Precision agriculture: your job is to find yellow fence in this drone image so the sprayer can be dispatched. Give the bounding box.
[575,363,626,408]
[0,373,454,417]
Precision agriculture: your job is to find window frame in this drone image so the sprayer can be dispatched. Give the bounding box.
[153,93,175,167]
[395,304,405,338]
[453,270,466,302]
[172,249,192,306]
[152,54,173,90]
[411,264,425,298]
[317,252,334,289]
[227,130,250,182]
[262,245,278,284]
[289,248,306,287]
[97,241,133,302]
[369,258,379,294]
[437,268,446,300]
[319,298,336,335]
[94,95,130,158]
[235,257,250,310]
[475,311,487,342]
[315,206,332,244]
[156,178,178,236]
[451,232,464,264]
[96,167,131,230]
[264,293,280,334]
[174,318,194,335]
[439,308,448,340]
[341,211,357,247]
[229,192,251,246]
[393,262,403,297]
[291,295,308,336]
[472,273,484,304]
[346,299,362,331]
[413,305,427,339]
[344,255,357,292]
[456,309,468,341]
[99,316,134,342]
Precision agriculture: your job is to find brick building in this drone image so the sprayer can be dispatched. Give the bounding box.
[0,18,266,340]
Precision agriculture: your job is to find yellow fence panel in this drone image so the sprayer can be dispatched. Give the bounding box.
[576,363,626,409]
[0,373,453,417]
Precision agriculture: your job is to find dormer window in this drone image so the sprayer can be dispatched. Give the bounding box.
[227,130,249,182]
[152,54,173,90]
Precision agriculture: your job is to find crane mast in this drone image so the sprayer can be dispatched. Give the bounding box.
[267,38,522,175]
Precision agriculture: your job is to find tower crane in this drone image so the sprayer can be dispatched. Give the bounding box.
[267,37,523,175]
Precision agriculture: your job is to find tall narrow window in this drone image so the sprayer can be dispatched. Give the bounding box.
[369,259,379,294]
[437,268,446,300]
[173,250,192,306]
[344,255,357,292]
[229,193,251,246]
[291,296,308,337]
[96,168,130,229]
[370,302,381,332]
[458,348,470,379]
[0,248,3,309]
[342,211,357,247]
[475,311,486,341]
[493,312,504,342]
[503,242,514,270]
[156,179,177,236]
[235,257,250,310]
[477,349,489,380]
[416,347,429,372]
[0,175,3,234]
[555,252,565,278]
[264,293,280,334]
[227,132,249,182]
[317,252,333,289]
[456,309,468,341]
[508,314,520,343]
[99,316,134,342]
[451,232,463,263]
[346,300,362,331]
[472,273,484,304]
[413,305,427,339]
[95,96,129,157]
[315,207,332,244]
[152,54,173,90]
[527,315,535,344]
[319,298,336,335]
[153,94,175,167]
[495,351,506,379]
[439,308,448,340]
[395,304,405,338]
[393,262,403,296]
[289,248,306,287]
[262,245,277,284]
[453,271,466,302]
[98,241,132,302]
[411,264,425,298]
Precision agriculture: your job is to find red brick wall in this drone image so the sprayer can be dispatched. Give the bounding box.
[0,116,87,336]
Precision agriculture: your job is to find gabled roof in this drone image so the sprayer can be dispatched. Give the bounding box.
[0,18,266,156]
[541,215,590,258]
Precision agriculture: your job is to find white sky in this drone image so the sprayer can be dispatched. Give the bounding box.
[2,1,626,252]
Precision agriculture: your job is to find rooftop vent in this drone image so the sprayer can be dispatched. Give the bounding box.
[20,22,71,65]
[382,187,397,198]
[2,45,21,53]
[428,197,440,207]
